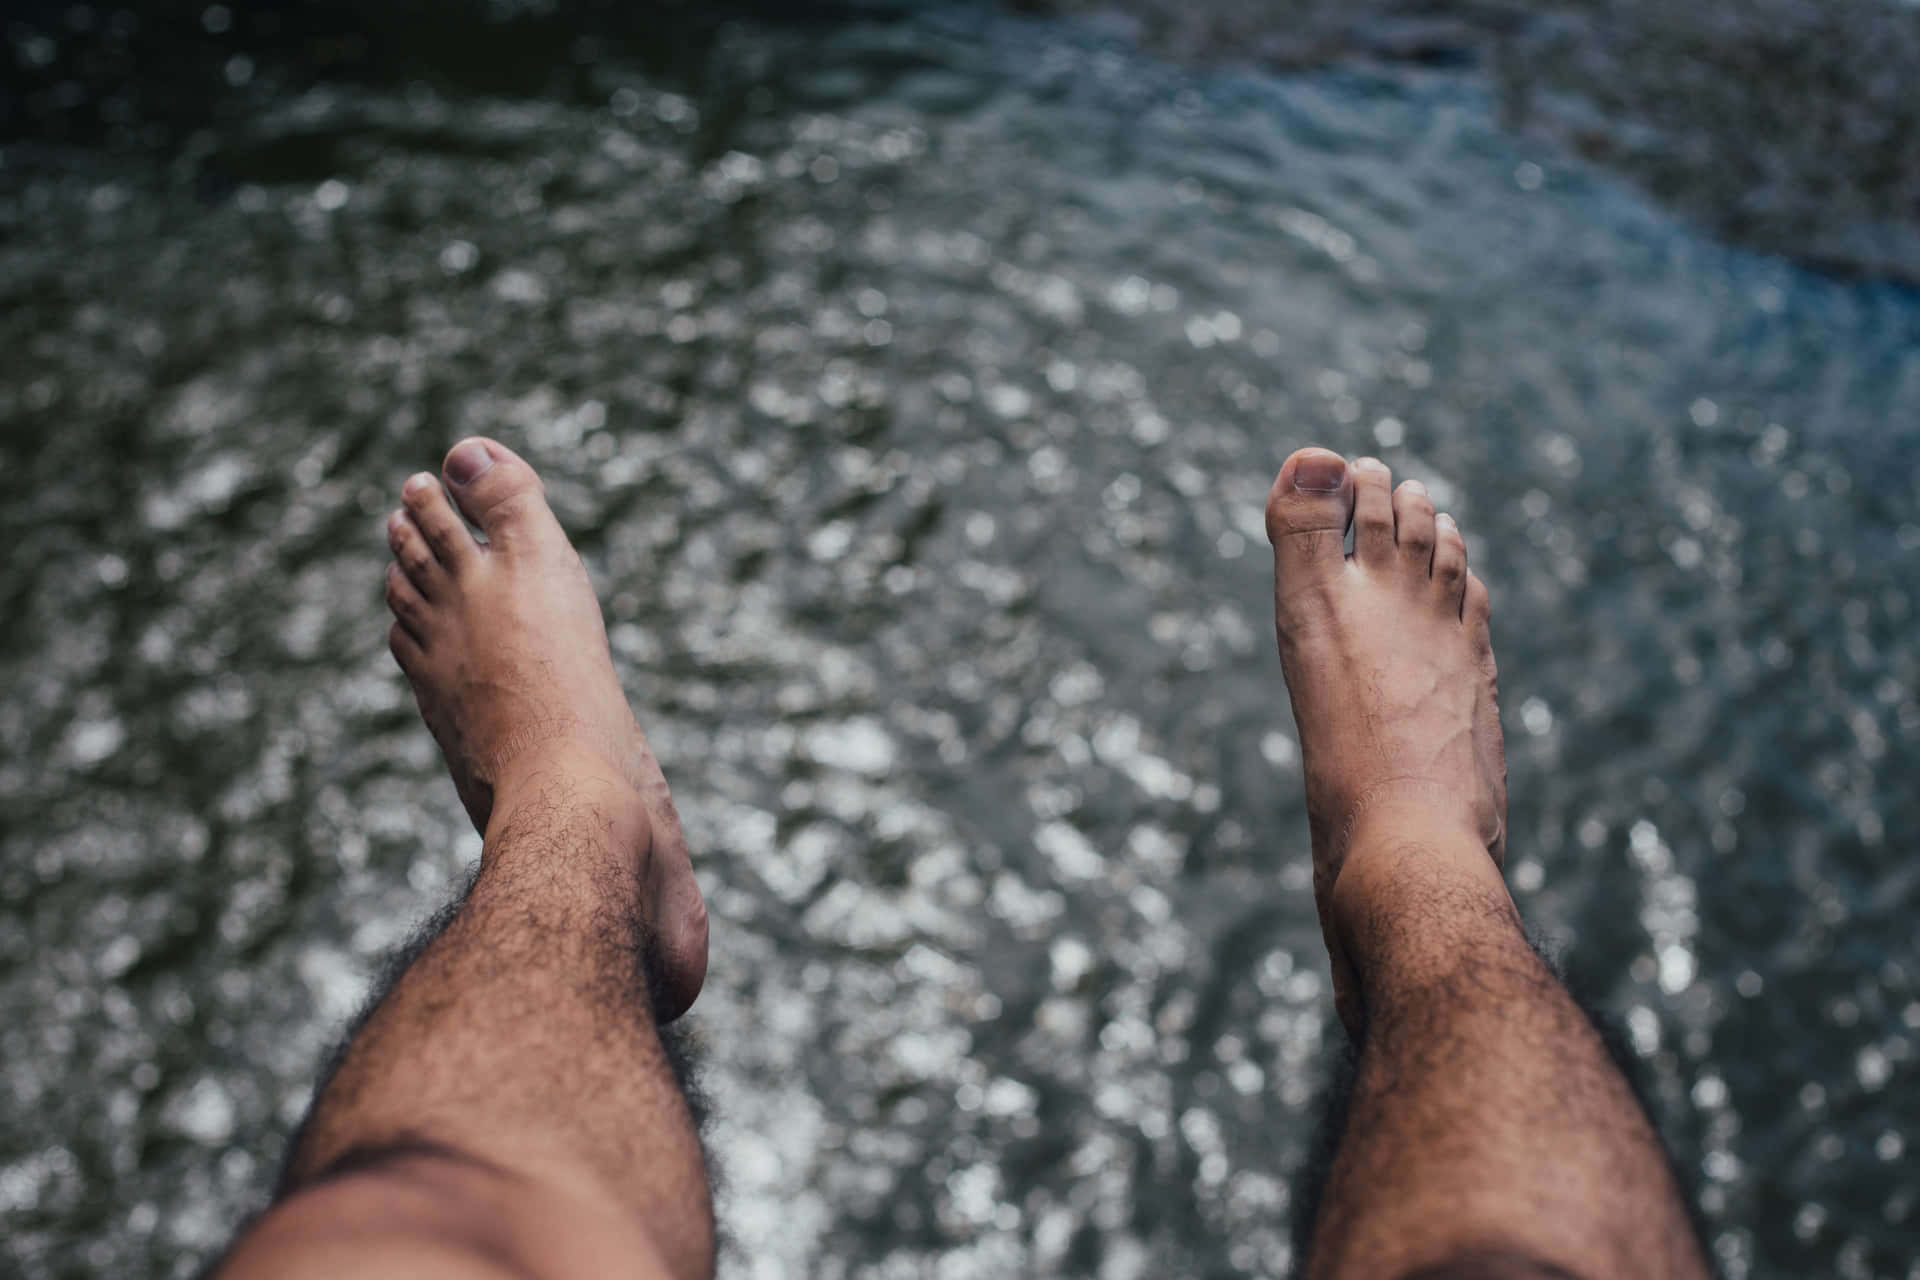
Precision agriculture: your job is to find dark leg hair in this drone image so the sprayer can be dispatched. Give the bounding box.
[1291,1036,1358,1270]
[1291,932,1713,1277]
[1401,1257,1586,1280]
[274,863,717,1199]
[274,876,474,1197]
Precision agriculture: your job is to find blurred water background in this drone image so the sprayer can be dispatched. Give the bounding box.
[3,1,1918,1276]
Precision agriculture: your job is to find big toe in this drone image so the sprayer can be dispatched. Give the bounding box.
[441,437,558,547]
[1265,447,1354,590]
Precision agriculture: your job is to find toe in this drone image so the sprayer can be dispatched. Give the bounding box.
[1465,571,1493,647]
[402,473,479,570]
[386,563,432,639]
[388,619,425,674]
[1265,447,1355,591]
[1432,513,1469,613]
[441,436,558,549]
[1351,457,1396,568]
[1393,479,1436,576]
[387,510,442,596]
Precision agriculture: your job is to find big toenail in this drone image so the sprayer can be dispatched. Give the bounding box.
[404,472,433,497]
[1294,453,1347,492]
[445,441,495,484]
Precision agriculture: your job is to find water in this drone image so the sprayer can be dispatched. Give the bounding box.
[2,3,1918,1277]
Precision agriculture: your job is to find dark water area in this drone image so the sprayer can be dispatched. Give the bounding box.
[2,2,1918,1277]
[1035,0,1920,286]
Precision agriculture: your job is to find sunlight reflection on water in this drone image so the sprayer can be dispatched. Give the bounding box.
[1,4,1917,1278]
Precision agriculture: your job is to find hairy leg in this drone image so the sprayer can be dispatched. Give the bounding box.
[1291,935,1707,1279]
[1263,448,1710,1280]
[218,439,713,1280]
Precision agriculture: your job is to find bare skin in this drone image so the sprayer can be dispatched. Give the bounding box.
[218,438,712,1280]
[215,435,1709,1280]
[382,438,707,1020]
[1265,448,1710,1280]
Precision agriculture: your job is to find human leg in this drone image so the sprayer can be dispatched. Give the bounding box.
[1263,448,1710,1280]
[217,439,713,1280]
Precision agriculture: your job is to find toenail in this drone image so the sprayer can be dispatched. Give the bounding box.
[404,472,433,497]
[1355,457,1388,471]
[1401,479,1427,497]
[1437,513,1457,531]
[445,440,495,485]
[388,510,406,534]
[1293,453,1347,493]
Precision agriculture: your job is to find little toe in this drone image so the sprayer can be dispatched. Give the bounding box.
[441,437,559,550]
[1351,457,1396,568]
[385,562,432,640]
[1432,513,1469,613]
[401,472,479,570]
[387,510,442,596]
[1465,571,1493,648]
[1393,479,1436,577]
[388,619,425,676]
[1265,447,1355,593]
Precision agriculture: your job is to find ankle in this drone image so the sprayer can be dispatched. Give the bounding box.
[1329,819,1523,1006]
[1327,776,1501,867]
[485,741,654,860]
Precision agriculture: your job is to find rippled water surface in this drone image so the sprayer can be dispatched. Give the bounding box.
[3,4,1918,1277]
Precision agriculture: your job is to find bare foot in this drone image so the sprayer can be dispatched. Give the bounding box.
[383,437,708,1021]
[1263,448,1507,1031]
